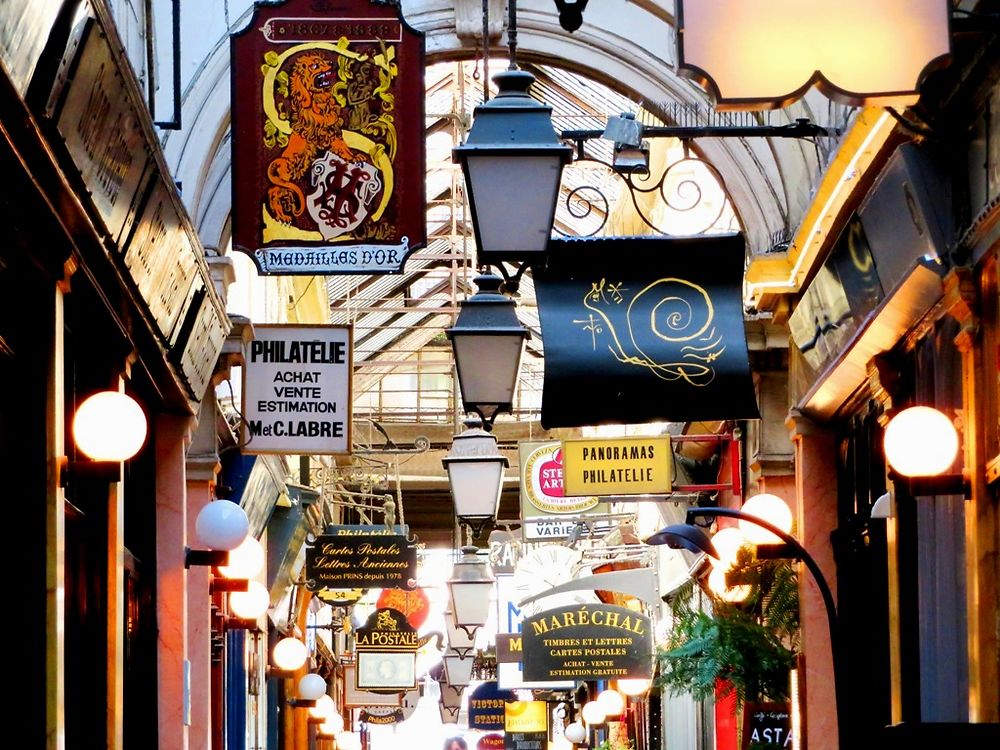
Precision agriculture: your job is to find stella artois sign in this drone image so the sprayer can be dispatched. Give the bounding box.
[231,0,426,274]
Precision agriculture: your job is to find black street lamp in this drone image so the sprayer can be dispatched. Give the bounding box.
[446,273,530,429]
[645,507,849,750]
[452,68,573,267]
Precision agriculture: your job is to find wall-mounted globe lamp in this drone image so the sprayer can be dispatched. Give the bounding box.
[596,688,625,718]
[884,406,959,476]
[272,636,309,675]
[72,390,147,460]
[883,405,968,496]
[308,694,337,724]
[217,536,264,579]
[446,273,530,430]
[317,711,344,736]
[227,580,269,629]
[616,678,650,697]
[738,493,793,545]
[335,731,362,750]
[447,546,496,636]
[185,501,250,568]
[443,425,510,537]
[581,700,607,726]
[289,673,327,708]
[61,390,148,485]
[564,720,587,744]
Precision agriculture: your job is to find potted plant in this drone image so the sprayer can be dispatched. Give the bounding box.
[656,547,799,710]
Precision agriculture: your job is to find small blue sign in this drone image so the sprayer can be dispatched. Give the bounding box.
[468,681,517,732]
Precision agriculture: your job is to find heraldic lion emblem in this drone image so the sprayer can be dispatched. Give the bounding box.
[266,53,358,224]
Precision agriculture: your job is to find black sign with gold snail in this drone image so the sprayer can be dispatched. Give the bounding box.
[535,235,759,427]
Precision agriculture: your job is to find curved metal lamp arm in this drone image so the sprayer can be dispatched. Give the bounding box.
[685,505,848,750]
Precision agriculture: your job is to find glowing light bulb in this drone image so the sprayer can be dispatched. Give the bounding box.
[709,527,748,567]
[581,700,606,726]
[708,564,750,603]
[72,391,147,461]
[309,694,336,720]
[229,581,269,619]
[272,637,308,671]
[884,406,959,477]
[739,493,793,545]
[596,688,625,717]
[616,678,650,696]
[217,536,264,579]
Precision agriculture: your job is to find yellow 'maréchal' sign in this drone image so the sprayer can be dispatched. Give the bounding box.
[562,436,671,496]
[504,701,548,733]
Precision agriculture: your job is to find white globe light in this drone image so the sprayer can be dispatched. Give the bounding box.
[336,731,361,750]
[709,527,748,567]
[195,501,249,551]
[581,700,606,726]
[739,493,793,545]
[884,406,960,477]
[309,694,336,720]
[217,536,265,579]
[72,391,147,461]
[708,564,750,603]
[564,721,587,744]
[616,678,651,697]
[229,581,269,619]
[320,711,344,734]
[272,637,308,671]
[596,688,625,717]
[297,673,327,701]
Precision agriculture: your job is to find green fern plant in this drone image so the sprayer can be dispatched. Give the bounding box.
[656,549,799,710]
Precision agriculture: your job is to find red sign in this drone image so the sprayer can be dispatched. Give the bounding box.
[376,586,430,629]
[230,0,426,274]
[478,734,505,750]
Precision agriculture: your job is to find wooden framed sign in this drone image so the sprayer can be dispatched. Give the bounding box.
[230,0,426,274]
[242,324,352,454]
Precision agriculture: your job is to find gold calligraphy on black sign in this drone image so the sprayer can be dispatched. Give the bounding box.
[575,277,725,386]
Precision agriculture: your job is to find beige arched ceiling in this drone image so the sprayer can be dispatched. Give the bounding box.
[161,0,854,428]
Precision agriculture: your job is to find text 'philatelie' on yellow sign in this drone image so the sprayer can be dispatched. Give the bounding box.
[562,436,671,496]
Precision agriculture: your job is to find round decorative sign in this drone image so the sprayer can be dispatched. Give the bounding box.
[522,442,598,514]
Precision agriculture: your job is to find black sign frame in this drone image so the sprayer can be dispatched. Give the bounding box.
[305,532,417,591]
[521,603,653,682]
[534,235,759,428]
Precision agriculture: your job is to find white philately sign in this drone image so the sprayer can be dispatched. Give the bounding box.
[242,324,352,454]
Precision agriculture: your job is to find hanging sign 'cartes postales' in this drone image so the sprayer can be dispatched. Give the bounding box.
[305,532,417,591]
[230,0,426,274]
[521,603,653,682]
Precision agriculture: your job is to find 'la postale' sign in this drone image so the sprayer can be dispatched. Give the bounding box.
[521,603,653,682]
